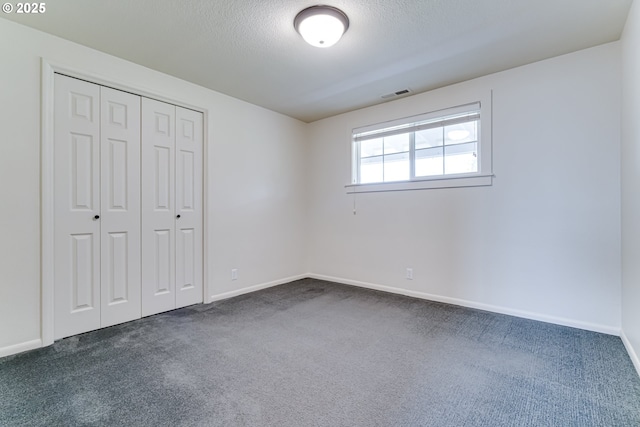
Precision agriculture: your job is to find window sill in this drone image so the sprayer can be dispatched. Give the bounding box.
[345,174,493,193]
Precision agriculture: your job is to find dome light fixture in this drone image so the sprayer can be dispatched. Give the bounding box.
[294,5,349,48]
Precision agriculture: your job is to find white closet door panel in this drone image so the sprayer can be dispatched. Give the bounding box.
[100,87,142,327]
[175,107,203,308]
[142,98,176,316]
[54,74,101,339]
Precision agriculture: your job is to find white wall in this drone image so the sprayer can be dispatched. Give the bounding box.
[307,43,622,333]
[621,0,640,374]
[0,19,307,354]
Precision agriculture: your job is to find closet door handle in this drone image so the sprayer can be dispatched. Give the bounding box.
[176,214,181,219]
[94,215,100,220]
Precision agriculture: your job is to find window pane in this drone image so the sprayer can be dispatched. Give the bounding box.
[444,142,477,174]
[360,155,383,183]
[444,120,477,145]
[415,147,444,177]
[415,127,443,149]
[353,104,484,185]
[383,133,410,155]
[360,138,383,158]
[384,152,410,182]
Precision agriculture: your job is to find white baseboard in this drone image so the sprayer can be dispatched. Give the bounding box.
[0,338,42,358]
[307,273,620,336]
[209,274,308,303]
[621,329,640,378]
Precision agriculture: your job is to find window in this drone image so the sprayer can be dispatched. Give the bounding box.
[348,99,492,192]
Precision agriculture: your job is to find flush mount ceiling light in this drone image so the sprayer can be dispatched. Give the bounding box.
[294,5,349,48]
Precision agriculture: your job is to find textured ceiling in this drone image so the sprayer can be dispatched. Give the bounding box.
[2,0,633,122]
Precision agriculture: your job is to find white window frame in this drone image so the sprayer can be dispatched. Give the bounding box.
[346,91,493,193]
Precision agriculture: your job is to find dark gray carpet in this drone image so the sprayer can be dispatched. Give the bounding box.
[1,279,639,426]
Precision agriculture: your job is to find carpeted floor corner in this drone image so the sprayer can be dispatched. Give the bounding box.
[1,278,639,426]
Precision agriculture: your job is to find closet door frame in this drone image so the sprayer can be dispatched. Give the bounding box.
[41,60,210,347]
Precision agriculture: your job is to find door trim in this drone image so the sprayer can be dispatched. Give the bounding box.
[41,59,210,346]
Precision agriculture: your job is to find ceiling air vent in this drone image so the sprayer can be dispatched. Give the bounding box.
[381,88,411,99]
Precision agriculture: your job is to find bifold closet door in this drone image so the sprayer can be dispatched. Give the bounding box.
[54,75,101,339]
[99,86,142,327]
[54,75,142,339]
[141,98,176,316]
[175,107,203,309]
[141,98,203,316]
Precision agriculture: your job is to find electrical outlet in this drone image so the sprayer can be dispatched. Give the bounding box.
[231,269,238,280]
[406,268,413,280]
